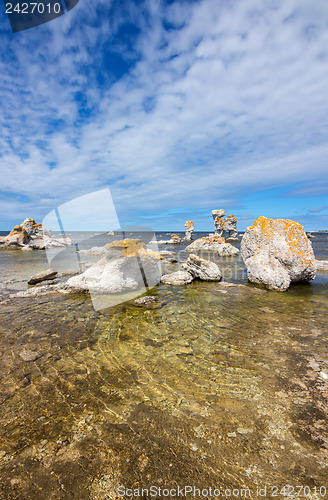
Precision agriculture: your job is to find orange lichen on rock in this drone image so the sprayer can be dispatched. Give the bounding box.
[241,216,316,291]
[9,225,26,235]
[171,234,180,241]
[106,239,162,259]
[185,221,194,227]
[248,216,315,267]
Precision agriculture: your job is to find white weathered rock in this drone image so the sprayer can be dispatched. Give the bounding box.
[241,217,316,291]
[66,239,162,295]
[182,254,222,281]
[316,260,328,271]
[185,235,239,256]
[184,221,194,241]
[159,250,177,257]
[160,270,194,285]
[0,218,71,250]
[66,255,160,294]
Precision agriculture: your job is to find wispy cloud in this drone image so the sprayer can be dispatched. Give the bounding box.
[308,205,328,213]
[0,0,327,230]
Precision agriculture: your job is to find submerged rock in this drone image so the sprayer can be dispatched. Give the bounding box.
[185,235,239,256]
[160,270,194,285]
[182,254,222,281]
[28,268,58,285]
[241,216,316,291]
[132,296,166,308]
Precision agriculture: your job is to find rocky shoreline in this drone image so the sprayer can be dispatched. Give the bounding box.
[1,211,326,305]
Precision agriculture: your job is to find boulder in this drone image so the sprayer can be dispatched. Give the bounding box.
[185,235,239,256]
[241,216,316,291]
[66,239,162,295]
[182,253,222,281]
[28,268,58,285]
[160,270,194,285]
[184,221,194,241]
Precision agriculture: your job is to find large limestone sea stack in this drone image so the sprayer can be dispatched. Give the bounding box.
[241,216,316,291]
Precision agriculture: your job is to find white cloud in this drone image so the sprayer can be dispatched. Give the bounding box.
[0,0,327,229]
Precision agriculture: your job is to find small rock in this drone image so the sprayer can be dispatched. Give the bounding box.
[133,296,166,309]
[19,350,42,362]
[237,427,253,435]
[182,253,222,281]
[28,268,57,285]
[161,270,194,285]
[227,432,237,438]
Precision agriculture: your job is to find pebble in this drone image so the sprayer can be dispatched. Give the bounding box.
[19,350,42,362]
[237,427,253,435]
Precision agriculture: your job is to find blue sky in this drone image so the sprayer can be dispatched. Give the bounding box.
[0,0,327,231]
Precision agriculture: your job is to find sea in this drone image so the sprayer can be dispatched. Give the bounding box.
[0,231,327,498]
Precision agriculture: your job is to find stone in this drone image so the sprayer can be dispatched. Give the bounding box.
[185,235,239,256]
[211,210,239,240]
[33,279,58,287]
[224,215,238,240]
[155,234,182,245]
[28,268,58,285]
[316,260,328,271]
[159,250,177,257]
[182,253,222,281]
[163,257,178,263]
[133,296,166,308]
[66,239,162,295]
[241,217,316,291]
[184,221,194,241]
[19,350,42,362]
[0,218,72,250]
[3,226,29,246]
[212,210,225,237]
[160,270,194,285]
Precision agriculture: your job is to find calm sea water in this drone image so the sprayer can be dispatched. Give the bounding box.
[0,231,327,498]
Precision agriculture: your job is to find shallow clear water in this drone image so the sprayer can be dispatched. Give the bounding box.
[0,232,327,499]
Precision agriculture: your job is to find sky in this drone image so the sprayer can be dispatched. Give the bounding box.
[0,0,328,231]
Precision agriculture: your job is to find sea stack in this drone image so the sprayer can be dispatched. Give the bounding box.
[184,221,194,241]
[241,216,316,291]
[212,209,225,237]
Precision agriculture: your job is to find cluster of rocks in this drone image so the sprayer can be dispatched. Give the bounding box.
[0,218,71,250]
[161,253,222,285]
[212,210,238,241]
[240,217,316,291]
